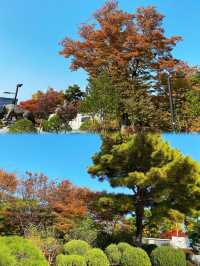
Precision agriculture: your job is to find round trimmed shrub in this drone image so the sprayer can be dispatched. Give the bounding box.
[151,246,187,266]
[56,254,86,266]
[0,242,16,266]
[63,240,91,256]
[117,242,133,254]
[85,248,110,266]
[9,119,36,133]
[121,246,151,266]
[105,244,121,265]
[0,236,48,266]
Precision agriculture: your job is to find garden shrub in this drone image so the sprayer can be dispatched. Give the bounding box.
[9,119,36,133]
[80,119,101,132]
[105,244,121,265]
[85,248,110,266]
[0,242,16,266]
[56,254,86,266]
[151,246,187,266]
[0,236,48,266]
[120,246,151,266]
[117,242,133,254]
[63,240,91,256]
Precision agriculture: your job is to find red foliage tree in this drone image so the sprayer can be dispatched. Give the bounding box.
[19,88,64,119]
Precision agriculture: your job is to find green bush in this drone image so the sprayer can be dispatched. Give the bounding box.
[0,243,16,266]
[42,115,64,133]
[80,119,101,132]
[9,119,36,133]
[0,236,48,266]
[151,246,187,266]
[56,254,86,266]
[105,244,121,265]
[121,246,151,266]
[117,242,133,254]
[85,248,110,266]
[63,240,91,256]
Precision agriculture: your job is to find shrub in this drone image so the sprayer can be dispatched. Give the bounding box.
[151,246,187,266]
[117,242,133,254]
[0,242,16,266]
[121,246,151,266]
[56,254,86,266]
[105,244,121,265]
[9,119,36,133]
[0,236,48,266]
[63,240,91,256]
[42,115,64,133]
[85,248,110,266]
[80,119,101,132]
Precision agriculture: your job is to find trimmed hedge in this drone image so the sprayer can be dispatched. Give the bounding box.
[85,248,110,266]
[63,240,91,256]
[151,246,187,266]
[121,246,151,266]
[0,236,48,266]
[105,244,121,265]
[117,242,133,254]
[56,254,86,266]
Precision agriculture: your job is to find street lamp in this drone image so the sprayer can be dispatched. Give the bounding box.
[4,83,23,106]
[166,73,176,132]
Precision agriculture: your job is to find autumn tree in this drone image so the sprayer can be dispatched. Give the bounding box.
[0,170,17,201]
[88,133,200,245]
[60,1,186,130]
[19,88,64,119]
[46,180,94,236]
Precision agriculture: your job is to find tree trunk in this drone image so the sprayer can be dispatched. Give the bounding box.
[135,200,144,247]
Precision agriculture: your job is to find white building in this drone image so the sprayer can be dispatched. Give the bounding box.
[143,236,190,249]
[69,113,91,130]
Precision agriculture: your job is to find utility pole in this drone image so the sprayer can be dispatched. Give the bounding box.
[167,74,176,132]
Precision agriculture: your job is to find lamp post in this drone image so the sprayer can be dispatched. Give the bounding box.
[167,74,176,132]
[4,83,23,106]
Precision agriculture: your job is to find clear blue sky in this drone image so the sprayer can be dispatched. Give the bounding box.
[0,133,199,193]
[0,0,199,101]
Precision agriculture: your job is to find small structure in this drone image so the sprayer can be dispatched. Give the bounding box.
[143,230,191,249]
[69,113,91,130]
[0,97,15,112]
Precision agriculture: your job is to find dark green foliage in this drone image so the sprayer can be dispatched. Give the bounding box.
[105,244,121,265]
[9,119,36,133]
[121,246,151,266]
[85,248,110,266]
[0,236,48,266]
[63,240,91,256]
[64,216,98,246]
[151,246,187,266]
[142,244,157,256]
[42,115,65,133]
[56,254,86,266]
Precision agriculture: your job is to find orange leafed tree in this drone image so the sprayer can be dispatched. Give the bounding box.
[47,180,94,234]
[60,0,182,79]
[0,169,17,200]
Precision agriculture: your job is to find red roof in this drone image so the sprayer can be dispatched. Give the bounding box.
[160,230,187,239]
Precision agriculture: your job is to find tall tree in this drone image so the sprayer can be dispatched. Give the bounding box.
[60,0,181,80]
[88,133,200,245]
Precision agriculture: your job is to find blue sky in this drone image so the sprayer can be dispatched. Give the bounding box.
[0,133,199,193]
[0,0,199,101]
